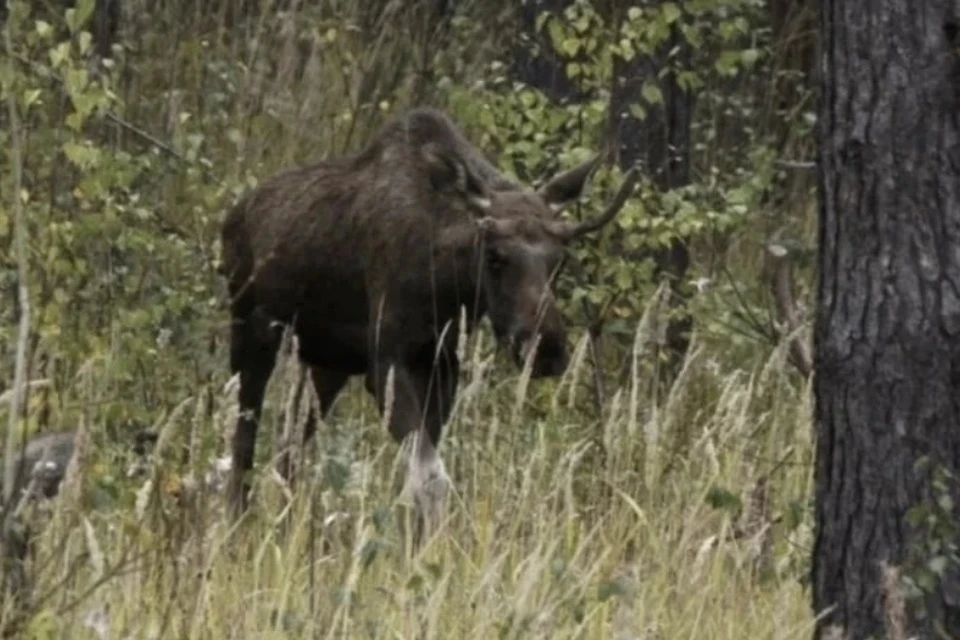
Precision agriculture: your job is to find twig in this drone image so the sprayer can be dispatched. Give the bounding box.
[103,111,185,161]
[2,19,32,509]
[774,158,816,170]
[720,262,774,341]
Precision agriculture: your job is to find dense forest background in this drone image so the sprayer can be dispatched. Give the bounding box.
[0,0,822,637]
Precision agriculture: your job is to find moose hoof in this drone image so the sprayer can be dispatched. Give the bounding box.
[408,454,451,547]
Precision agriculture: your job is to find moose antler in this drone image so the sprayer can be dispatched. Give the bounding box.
[537,154,603,206]
[551,165,641,241]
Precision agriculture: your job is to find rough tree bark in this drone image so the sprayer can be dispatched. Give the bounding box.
[813,0,960,637]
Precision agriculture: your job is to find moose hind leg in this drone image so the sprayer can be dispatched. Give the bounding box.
[227,311,281,520]
[422,348,460,446]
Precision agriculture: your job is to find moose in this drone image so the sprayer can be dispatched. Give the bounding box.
[219,107,639,534]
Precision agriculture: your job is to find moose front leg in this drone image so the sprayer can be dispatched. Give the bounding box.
[421,346,460,446]
[227,309,281,521]
[367,359,451,547]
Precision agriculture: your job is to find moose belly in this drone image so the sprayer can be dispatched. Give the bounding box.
[294,321,369,374]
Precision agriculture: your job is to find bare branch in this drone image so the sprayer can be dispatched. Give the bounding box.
[103,111,185,162]
[9,51,185,163]
[774,159,816,170]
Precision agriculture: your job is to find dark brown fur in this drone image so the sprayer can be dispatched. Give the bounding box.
[220,107,638,520]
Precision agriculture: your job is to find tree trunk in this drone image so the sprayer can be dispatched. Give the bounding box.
[605,10,694,384]
[510,0,586,104]
[813,0,960,637]
[769,0,816,123]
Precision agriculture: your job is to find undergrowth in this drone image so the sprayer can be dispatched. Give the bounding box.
[3,297,816,639]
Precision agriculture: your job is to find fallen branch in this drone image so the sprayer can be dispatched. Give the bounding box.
[765,243,813,378]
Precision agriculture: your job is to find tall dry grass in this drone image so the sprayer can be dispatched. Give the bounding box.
[2,290,817,639]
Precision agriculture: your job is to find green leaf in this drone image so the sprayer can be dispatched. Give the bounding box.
[560,37,580,57]
[73,0,97,32]
[680,23,703,49]
[597,578,630,602]
[49,42,71,67]
[641,81,663,105]
[928,555,949,577]
[22,88,42,109]
[62,140,102,168]
[547,19,565,51]
[714,50,742,77]
[676,70,703,91]
[534,11,551,34]
[64,8,78,33]
[661,2,681,24]
[35,20,53,39]
[741,48,761,66]
[616,37,636,62]
[705,485,742,513]
[64,67,89,96]
[406,573,425,592]
[573,13,591,34]
[78,31,93,55]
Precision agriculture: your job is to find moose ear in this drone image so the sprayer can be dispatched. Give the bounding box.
[422,143,492,213]
[537,154,601,209]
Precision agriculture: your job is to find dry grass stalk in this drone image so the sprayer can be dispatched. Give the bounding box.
[881,562,907,640]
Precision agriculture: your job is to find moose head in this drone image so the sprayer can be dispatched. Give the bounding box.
[461,156,640,378]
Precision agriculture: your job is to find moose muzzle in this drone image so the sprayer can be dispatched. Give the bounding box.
[511,314,569,378]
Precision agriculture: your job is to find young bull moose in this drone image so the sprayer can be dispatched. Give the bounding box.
[220,107,638,534]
